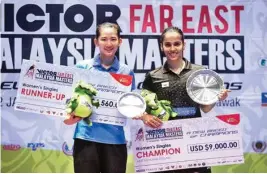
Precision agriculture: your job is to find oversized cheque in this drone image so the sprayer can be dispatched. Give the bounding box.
[131,114,244,173]
[15,60,132,126]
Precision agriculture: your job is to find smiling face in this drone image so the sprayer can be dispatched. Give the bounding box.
[94,26,122,59]
[161,31,185,61]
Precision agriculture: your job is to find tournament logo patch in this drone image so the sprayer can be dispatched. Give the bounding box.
[25,64,35,79]
[62,142,73,156]
[135,128,144,141]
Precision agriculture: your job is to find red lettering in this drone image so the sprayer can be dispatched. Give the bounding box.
[43,92,52,99]
[43,91,48,98]
[3,144,21,151]
[136,148,180,158]
[56,72,73,78]
[154,149,162,156]
[160,5,173,32]
[55,94,64,100]
[32,90,37,96]
[25,89,30,95]
[137,152,142,158]
[148,150,154,157]
[48,92,52,99]
[182,5,195,33]
[37,90,43,97]
[61,94,65,100]
[166,127,182,132]
[215,5,228,33]
[130,5,142,32]
[168,148,174,154]
[161,149,166,155]
[175,148,180,154]
[21,88,25,95]
[198,5,212,33]
[231,6,244,33]
[182,5,243,34]
[142,5,156,32]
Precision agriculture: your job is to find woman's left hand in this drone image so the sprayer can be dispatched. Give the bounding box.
[218,89,231,101]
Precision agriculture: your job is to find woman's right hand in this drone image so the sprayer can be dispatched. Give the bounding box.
[133,113,163,128]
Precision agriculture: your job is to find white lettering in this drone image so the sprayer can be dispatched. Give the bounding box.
[67,38,83,66]
[226,39,242,70]
[48,38,66,65]
[209,39,225,70]
[194,39,208,66]
[30,38,46,62]
[120,38,144,70]
[144,39,161,69]
[1,38,13,69]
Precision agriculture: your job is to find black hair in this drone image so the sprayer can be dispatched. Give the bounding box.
[160,26,184,43]
[96,22,121,39]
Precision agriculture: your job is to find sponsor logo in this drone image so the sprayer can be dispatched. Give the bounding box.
[110,73,132,86]
[2,144,21,151]
[216,97,241,107]
[259,58,267,67]
[172,107,196,116]
[252,141,266,153]
[227,118,238,124]
[145,127,183,141]
[136,169,145,172]
[1,81,18,90]
[145,168,158,172]
[35,69,73,84]
[16,106,26,110]
[262,93,267,107]
[224,82,242,90]
[62,142,73,156]
[217,114,240,125]
[135,128,144,141]
[27,142,45,151]
[25,64,35,79]
[16,105,38,112]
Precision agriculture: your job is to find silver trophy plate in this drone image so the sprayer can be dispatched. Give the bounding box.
[117,92,146,118]
[186,69,224,105]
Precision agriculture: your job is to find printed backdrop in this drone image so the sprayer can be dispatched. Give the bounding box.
[1,0,267,172]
